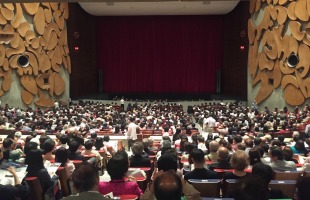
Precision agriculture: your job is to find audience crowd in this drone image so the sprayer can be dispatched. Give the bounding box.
[0,100,310,199]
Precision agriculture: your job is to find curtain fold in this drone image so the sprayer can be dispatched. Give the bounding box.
[96,15,223,93]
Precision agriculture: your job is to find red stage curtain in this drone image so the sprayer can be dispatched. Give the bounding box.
[96,15,223,93]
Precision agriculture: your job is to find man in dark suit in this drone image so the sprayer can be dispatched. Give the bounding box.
[68,140,86,162]
[184,149,218,181]
[61,163,110,200]
[208,147,232,171]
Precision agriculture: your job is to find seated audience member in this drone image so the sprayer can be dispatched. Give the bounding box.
[0,166,29,200]
[223,150,249,180]
[296,177,310,200]
[3,138,23,162]
[283,146,299,164]
[208,147,232,171]
[269,146,297,171]
[260,144,271,164]
[244,138,254,155]
[55,147,75,178]
[249,147,262,166]
[252,163,286,199]
[24,149,54,194]
[142,138,156,156]
[57,134,69,149]
[42,139,56,161]
[154,171,183,200]
[14,131,25,147]
[181,143,197,161]
[141,154,201,200]
[68,140,85,162]
[98,151,143,197]
[81,140,102,167]
[184,149,218,181]
[94,137,104,151]
[156,140,171,159]
[205,140,219,162]
[130,142,151,167]
[197,136,207,153]
[291,140,308,156]
[61,163,110,200]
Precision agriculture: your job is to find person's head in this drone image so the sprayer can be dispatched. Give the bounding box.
[132,142,144,156]
[157,154,178,172]
[3,138,15,150]
[107,151,129,180]
[25,149,44,171]
[42,139,55,154]
[94,137,104,150]
[269,146,283,161]
[84,140,94,150]
[253,137,262,146]
[189,148,205,165]
[185,143,197,154]
[55,147,69,166]
[217,147,229,160]
[233,135,242,144]
[103,135,110,142]
[237,143,246,151]
[209,141,219,153]
[282,146,294,161]
[249,148,261,166]
[24,141,38,155]
[142,138,149,148]
[69,140,79,153]
[295,140,306,152]
[197,136,205,144]
[72,163,99,193]
[244,138,254,148]
[252,163,273,184]
[231,150,249,171]
[154,171,183,200]
[59,134,69,145]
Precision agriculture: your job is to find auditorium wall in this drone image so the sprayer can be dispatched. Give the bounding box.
[0,3,70,108]
[248,0,310,110]
[67,3,98,99]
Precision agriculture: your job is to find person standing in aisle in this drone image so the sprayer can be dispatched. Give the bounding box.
[127,117,137,151]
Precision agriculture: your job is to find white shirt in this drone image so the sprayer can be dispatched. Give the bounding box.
[127,122,137,140]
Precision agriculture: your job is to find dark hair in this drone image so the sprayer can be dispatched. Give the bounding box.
[39,135,50,149]
[103,135,110,142]
[25,149,45,171]
[60,134,69,145]
[55,147,69,167]
[72,163,99,193]
[90,132,97,139]
[24,141,38,155]
[94,137,104,150]
[25,135,33,144]
[157,154,178,171]
[297,177,310,200]
[42,139,55,154]
[3,138,14,149]
[69,140,79,153]
[249,148,261,166]
[270,146,283,160]
[84,140,94,150]
[107,151,129,180]
[252,163,273,184]
[189,148,204,163]
[154,171,182,200]
[234,175,269,200]
[253,137,261,146]
[234,135,242,143]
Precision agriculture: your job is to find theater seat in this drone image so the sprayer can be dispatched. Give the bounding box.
[56,167,70,196]
[187,179,221,197]
[273,170,302,180]
[269,180,297,199]
[25,177,44,200]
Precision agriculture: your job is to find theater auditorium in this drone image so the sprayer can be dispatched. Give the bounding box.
[0,0,310,200]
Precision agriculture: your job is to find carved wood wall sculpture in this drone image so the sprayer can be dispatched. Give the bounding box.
[0,3,70,107]
[249,0,310,106]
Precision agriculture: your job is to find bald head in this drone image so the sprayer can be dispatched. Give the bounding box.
[154,171,182,200]
[218,147,229,160]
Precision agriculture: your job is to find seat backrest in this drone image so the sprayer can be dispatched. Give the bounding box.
[56,167,70,196]
[273,170,302,180]
[153,130,162,136]
[188,179,221,197]
[25,176,44,200]
[303,170,310,177]
[222,179,238,198]
[269,180,297,199]
[70,160,83,169]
